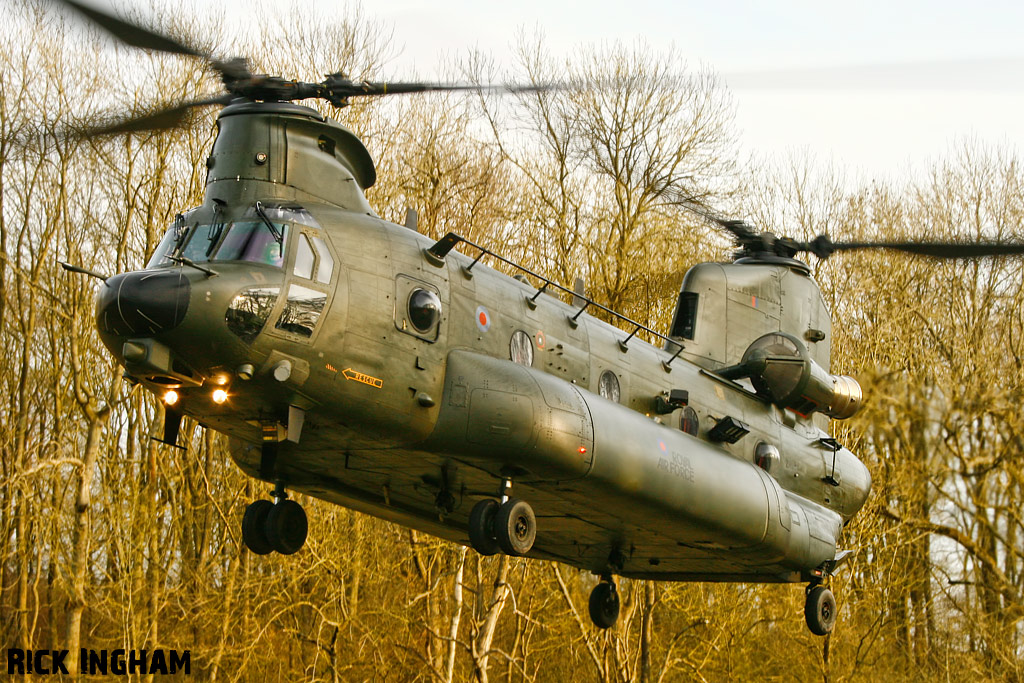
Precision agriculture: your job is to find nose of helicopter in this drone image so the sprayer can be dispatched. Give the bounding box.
[96,270,191,337]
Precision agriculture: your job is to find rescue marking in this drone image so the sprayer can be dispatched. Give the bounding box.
[343,368,384,389]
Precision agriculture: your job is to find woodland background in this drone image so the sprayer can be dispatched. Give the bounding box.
[1,0,1022,680]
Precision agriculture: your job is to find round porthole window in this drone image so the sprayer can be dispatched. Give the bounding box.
[408,289,441,332]
[598,370,621,403]
[755,442,781,473]
[680,406,699,436]
[510,330,534,366]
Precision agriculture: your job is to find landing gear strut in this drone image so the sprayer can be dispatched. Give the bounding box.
[804,583,838,636]
[468,478,536,557]
[242,484,308,556]
[588,575,620,629]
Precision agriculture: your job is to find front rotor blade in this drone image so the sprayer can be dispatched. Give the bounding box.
[668,196,761,245]
[78,95,233,137]
[325,76,560,100]
[56,0,203,58]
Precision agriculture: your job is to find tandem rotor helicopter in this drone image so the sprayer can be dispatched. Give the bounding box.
[50,0,1024,636]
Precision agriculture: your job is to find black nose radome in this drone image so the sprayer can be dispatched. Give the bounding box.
[96,270,190,337]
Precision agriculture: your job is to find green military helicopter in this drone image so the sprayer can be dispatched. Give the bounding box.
[53,0,1024,636]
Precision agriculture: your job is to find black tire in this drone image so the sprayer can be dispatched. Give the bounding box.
[265,499,308,555]
[241,500,275,555]
[494,498,536,556]
[468,499,501,556]
[804,586,837,636]
[588,581,620,629]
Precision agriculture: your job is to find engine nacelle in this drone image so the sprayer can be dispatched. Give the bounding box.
[721,333,863,419]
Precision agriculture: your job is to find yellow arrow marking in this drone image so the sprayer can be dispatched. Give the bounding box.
[343,368,383,389]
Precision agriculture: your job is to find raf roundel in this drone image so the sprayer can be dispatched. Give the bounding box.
[475,305,491,333]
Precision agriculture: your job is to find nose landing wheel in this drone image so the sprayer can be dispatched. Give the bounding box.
[241,499,275,555]
[468,499,501,556]
[242,488,308,556]
[494,498,536,555]
[467,481,536,557]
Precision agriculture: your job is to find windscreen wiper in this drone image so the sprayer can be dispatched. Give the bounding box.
[168,254,217,278]
[254,201,284,254]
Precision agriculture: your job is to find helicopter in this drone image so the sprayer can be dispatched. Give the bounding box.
[50,0,1024,637]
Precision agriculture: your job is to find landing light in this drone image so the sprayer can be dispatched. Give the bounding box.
[212,389,229,405]
[163,390,179,406]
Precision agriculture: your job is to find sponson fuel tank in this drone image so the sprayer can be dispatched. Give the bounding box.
[425,351,857,572]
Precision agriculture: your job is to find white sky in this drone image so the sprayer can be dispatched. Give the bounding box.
[328,0,1024,184]
[79,0,1024,184]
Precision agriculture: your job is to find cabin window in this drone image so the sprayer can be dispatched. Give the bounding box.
[215,221,288,267]
[408,289,442,333]
[510,330,534,366]
[679,406,699,436]
[275,284,327,338]
[755,442,781,473]
[670,291,699,340]
[598,370,621,403]
[225,287,280,343]
[396,277,442,342]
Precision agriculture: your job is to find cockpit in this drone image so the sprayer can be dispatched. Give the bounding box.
[137,201,336,347]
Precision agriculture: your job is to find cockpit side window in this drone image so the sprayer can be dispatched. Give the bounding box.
[147,210,196,268]
[147,227,182,268]
[272,228,335,340]
[274,285,327,338]
[293,233,315,279]
[310,234,334,283]
[291,231,335,284]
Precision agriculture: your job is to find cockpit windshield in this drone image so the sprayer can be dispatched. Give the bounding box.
[145,203,318,270]
[214,222,288,267]
[180,223,226,263]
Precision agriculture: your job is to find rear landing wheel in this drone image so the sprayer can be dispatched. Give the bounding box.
[588,579,620,629]
[804,585,837,636]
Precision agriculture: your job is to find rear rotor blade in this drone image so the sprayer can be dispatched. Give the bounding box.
[807,235,1024,259]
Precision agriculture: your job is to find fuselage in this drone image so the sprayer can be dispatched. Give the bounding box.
[95,101,870,583]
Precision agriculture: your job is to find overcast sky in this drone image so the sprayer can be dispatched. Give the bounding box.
[79,0,1024,184]
[331,0,1024,183]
